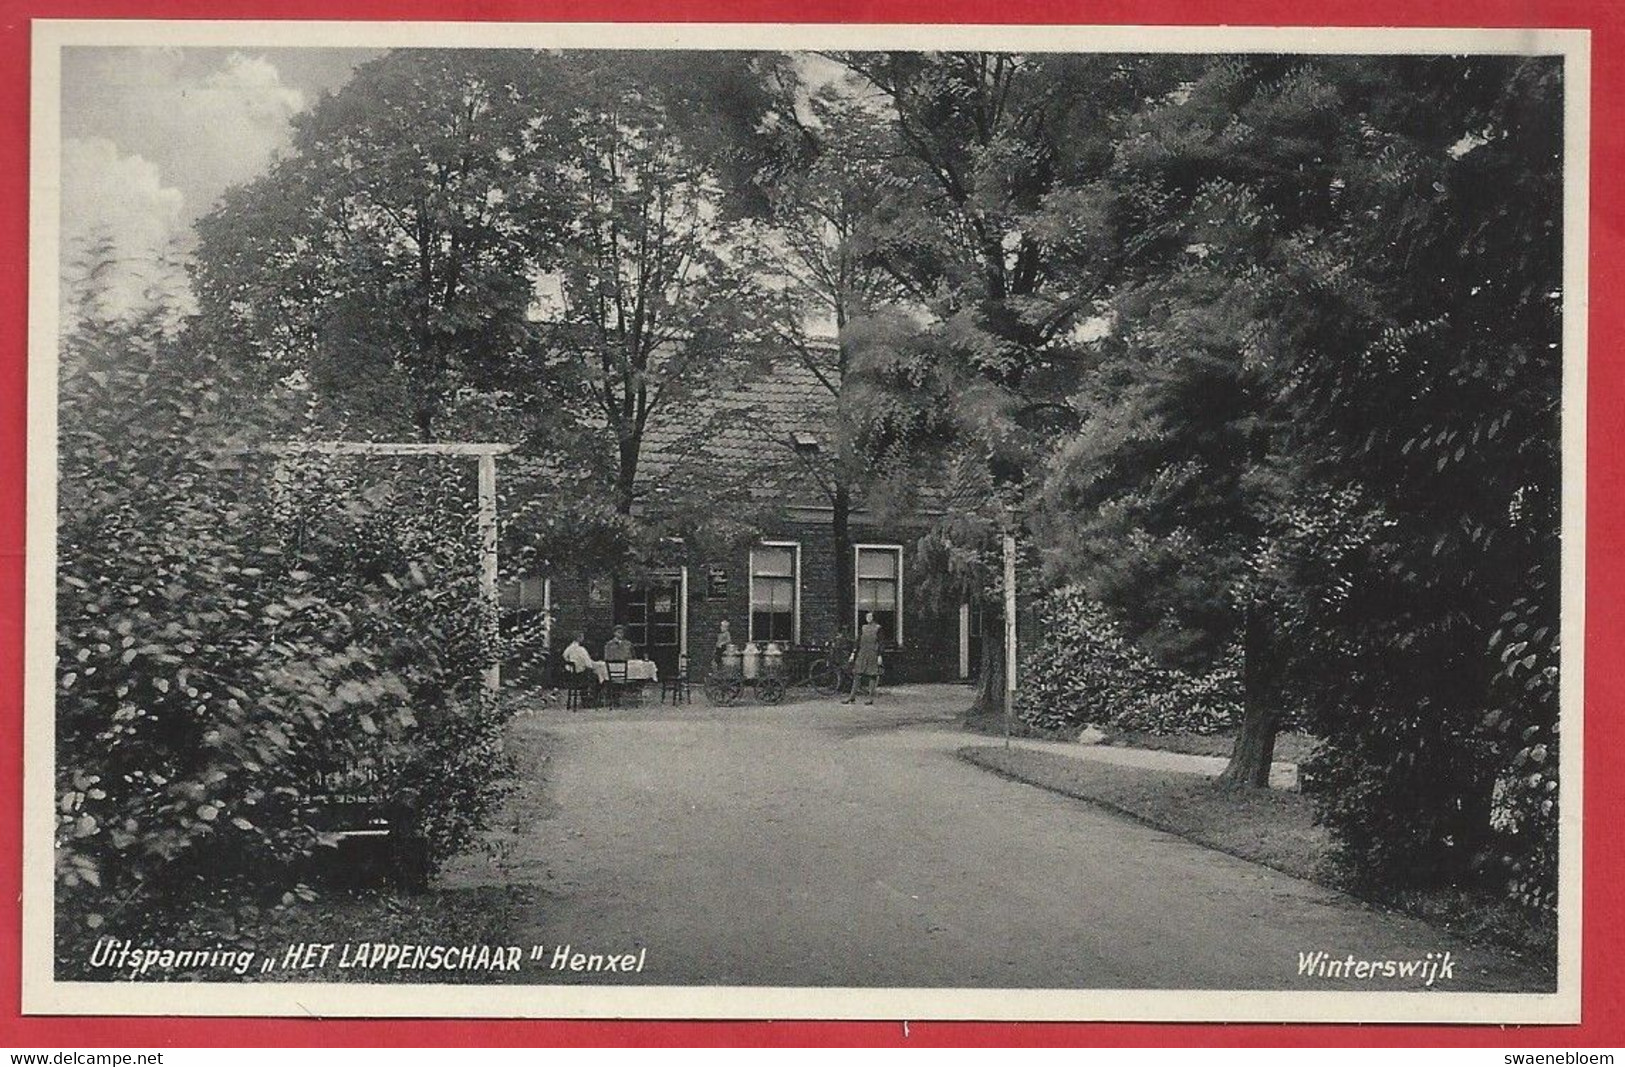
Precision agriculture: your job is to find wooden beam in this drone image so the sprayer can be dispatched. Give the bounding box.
[477,452,501,701]
[253,441,515,457]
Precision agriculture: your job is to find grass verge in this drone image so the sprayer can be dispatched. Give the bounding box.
[958,743,1556,973]
[961,744,1331,882]
[1101,727,1319,765]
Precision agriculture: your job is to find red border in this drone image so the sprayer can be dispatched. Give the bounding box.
[4,0,1621,1047]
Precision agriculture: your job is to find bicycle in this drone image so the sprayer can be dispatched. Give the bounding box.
[797,642,853,697]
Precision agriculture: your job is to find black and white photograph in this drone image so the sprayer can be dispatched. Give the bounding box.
[24,21,1585,1021]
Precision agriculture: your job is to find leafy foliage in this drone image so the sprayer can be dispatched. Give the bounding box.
[1029,55,1562,909]
[527,54,788,515]
[820,53,1196,710]
[191,50,567,443]
[1285,58,1562,914]
[56,281,513,956]
[74,49,1562,952]
[1016,587,1239,736]
[190,49,794,572]
[819,52,1561,919]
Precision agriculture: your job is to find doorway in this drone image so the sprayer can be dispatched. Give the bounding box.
[614,572,685,679]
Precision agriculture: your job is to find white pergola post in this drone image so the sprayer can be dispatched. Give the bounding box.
[256,441,514,705]
[476,451,500,698]
[1003,530,1017,748]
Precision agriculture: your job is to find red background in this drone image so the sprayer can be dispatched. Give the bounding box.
[1,0,1619,1047]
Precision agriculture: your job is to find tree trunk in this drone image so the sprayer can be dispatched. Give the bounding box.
[832,482,853,639]
[615,432,639,515]
[1219,601,1278,788]
[972,603,1005,715]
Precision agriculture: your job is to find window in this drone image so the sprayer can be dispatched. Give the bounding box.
[750,543,799,644]
[855,545,903,646]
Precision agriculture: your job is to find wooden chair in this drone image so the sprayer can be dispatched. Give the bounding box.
[661,653,691,705]
[563,664,596,711]
[605,659,629,707]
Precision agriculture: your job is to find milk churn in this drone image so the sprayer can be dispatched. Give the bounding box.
[741,641,760,680]
[762,641,784,677]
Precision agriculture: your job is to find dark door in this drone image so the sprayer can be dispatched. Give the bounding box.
[614,575,682,678]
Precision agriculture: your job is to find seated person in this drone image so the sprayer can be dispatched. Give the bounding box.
[561,631,607,684]
[603,625,635,663]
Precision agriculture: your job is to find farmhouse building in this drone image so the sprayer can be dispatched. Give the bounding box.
[502,358,981,686]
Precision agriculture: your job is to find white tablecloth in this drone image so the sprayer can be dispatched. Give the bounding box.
[624,659,659,682]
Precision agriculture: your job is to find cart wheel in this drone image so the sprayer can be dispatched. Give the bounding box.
[704,677,731,705]
[723,678,744,705]
[759,677,786,704]
[809,659,842,696]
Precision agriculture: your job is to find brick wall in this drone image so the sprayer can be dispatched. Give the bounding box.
[507,515,967,688]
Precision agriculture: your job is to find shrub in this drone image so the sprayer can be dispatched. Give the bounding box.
[263,455,514,864]
[1483,569,1560,917]
[55,300,513,961]
[1014,587,1240,735]
[1297,558,1559,927]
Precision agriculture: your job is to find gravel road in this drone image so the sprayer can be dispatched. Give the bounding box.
[438,684,1544,991]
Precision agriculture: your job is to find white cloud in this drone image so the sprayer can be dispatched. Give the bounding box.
[60,137,191,319]
[59,48,314,320]
[62,47,308,222]
[199,52,308,146]
[62,137,183,250]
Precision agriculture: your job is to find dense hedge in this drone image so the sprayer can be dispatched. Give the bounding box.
[56,304,512,958]
[1015,587,1240,736]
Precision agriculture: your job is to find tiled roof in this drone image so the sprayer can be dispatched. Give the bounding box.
[639,358,839,508]
[634,347,962,522]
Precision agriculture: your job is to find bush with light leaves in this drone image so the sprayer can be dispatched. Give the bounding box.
[55,287,512,963]
[1015,587,1240,736]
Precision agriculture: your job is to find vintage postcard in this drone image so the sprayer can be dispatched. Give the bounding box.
[23,19,1587,1022]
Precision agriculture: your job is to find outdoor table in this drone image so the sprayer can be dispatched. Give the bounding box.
[625,659,659,682]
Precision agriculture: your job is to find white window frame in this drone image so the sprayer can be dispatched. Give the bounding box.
[748,541,801,645]
[853,543,905,646]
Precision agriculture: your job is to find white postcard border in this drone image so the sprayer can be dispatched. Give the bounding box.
[22,18,1590,1024]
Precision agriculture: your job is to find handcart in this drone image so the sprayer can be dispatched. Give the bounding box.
[704,642,787,705]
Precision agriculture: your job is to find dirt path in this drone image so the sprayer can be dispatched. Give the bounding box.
[438,685,1543,991]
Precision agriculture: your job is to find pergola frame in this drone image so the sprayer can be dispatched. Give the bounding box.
[253,440,515,702]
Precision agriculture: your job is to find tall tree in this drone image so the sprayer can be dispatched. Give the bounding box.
[1279,57,1563,900]
[755,88,917,634]
[825,51,1187,710]
[1035,47,1562,839]
[523,53,790,516]
[192,50,567,442]
[193,49,797,542]
[1033,56,1425,786]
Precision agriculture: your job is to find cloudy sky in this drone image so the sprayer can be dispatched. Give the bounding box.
[55,46,851,318]
[58,46,379,312]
